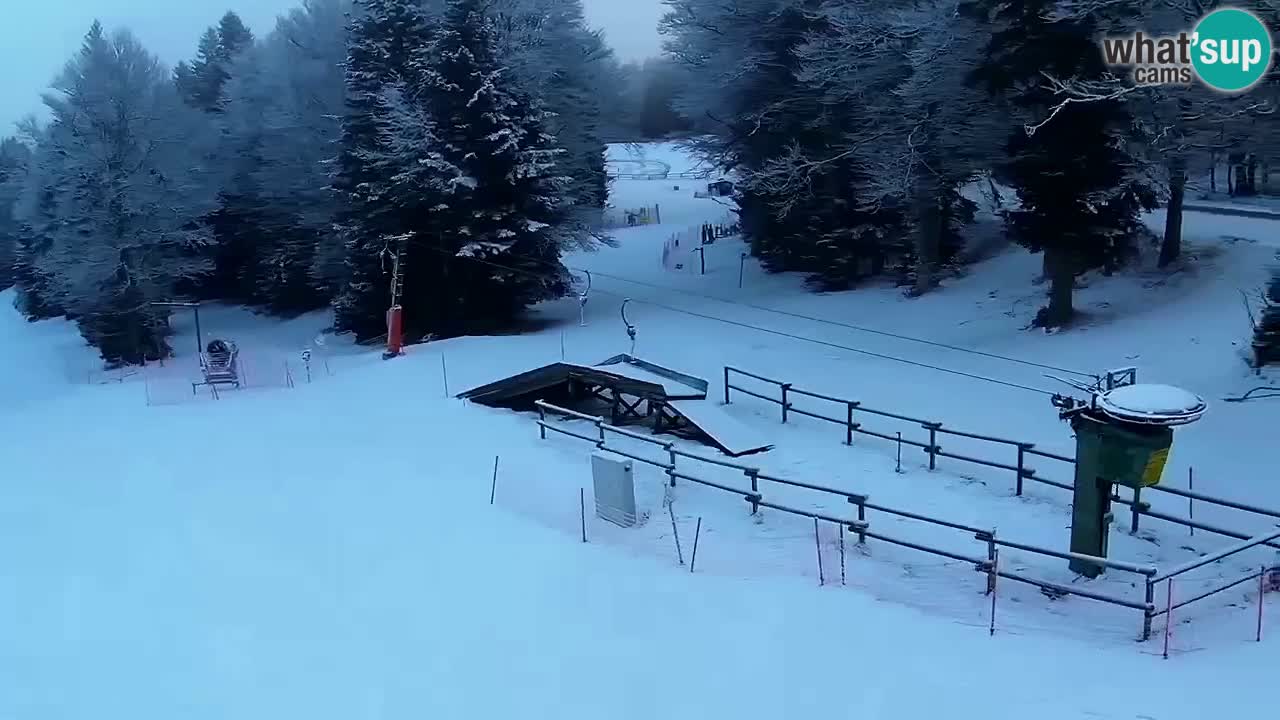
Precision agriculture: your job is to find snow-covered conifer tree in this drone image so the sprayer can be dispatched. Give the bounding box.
[32,22,221,364]
[413,0,574,333]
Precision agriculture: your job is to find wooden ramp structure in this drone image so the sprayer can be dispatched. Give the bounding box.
[458,355,772,457]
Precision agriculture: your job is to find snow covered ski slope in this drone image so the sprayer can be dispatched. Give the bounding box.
[2,142,1279,719]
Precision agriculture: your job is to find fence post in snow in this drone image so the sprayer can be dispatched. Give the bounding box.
[1163,579,1174,659]
[845,403,855,445]
[739,252,747,289]
[669,502,685,565]
[690,517,702,573]
[441,354,450,397]
[580,488,587,543]
[989,549,1000,636]
[780,383,791,424]
[814,518,825,586]
[985,529,997,595]
[489,455,500,505]
[1130,485,1143,535]
[925,423,939,471]
[1015,444,1028,496]
[723,367,731,405]
[895,433,904,473]
[1142,579,1156,641]
[839,525,846,586]
[1259,566,1266,642]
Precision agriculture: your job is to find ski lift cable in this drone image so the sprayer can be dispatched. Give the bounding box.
[412,245,1059,397]
[404,233,1095,380]
[569,267,1098,381]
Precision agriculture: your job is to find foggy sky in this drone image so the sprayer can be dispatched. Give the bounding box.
[0,0,664,135]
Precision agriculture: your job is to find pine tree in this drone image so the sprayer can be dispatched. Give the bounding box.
[9,121,66,319]
[417,0,573,331]
[965,0,1156,328]
[0,137,29,291]
[332,0,454,341]
[1254,268,1280,368]
[32,22,221,365]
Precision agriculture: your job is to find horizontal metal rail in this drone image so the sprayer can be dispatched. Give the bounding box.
[1140,508,1280,551]
[1025,447,1075,464]
[536,399,599,423]
[860,529,987,566]
[537,421,600,445]
[858,498,987,535]
[786,405,845,425]
[603,445,673,470]
[787,385,850,404]
[934,426,1027,447]
[603,423,672,447]
[1150,484,1280,522]
[1152,569,1266,617]
[725,383,778,404]
[725,366,783,385]
[756,499,869,530]
[1024,472,1073,491]
[1152,529,1280,583]
[671,447,757,473]
[981,534,1157,576]
[997,570,1152,611]
[855,425,937,451]
[757,471,867,502]
[669,470,761,501]
[935,449,1020,473]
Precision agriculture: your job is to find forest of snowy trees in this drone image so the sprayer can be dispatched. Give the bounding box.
[662,0,1280,324]
[0,0,1278,365]
[0,0,619,364]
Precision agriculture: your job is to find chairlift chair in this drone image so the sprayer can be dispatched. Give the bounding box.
[193,339,241,393]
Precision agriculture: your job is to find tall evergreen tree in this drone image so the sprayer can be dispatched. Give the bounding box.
[664,0,901,290]
[965,0,1157,328]
[1254,267,1280,368]
[10,120,66,320]
[30,22,221,364]
[0,137,30,291]
[332,0,456,341]
[418,0,574,331]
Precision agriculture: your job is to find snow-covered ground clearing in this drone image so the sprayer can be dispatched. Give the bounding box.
[3,142,1280,718]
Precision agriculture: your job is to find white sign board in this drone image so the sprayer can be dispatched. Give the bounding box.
[591,452,637,528]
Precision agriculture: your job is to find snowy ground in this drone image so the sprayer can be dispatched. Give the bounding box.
[2,142,1279,718]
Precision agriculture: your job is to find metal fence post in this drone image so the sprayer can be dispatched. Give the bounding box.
[846,402,855,445]
[986,529,997,595]
[851,496,867,545]
[925,423,939,470]
[1131,485,1143,535]
[1016,444,1028,496]
[668,447,677,487]
[539,404,547,439]
[746,469,759,514]
[780,383,791,423]
[1142,580,1155,641]
[724,367,731,404]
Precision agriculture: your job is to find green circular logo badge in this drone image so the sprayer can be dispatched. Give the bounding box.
[1191,7,1274,92]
